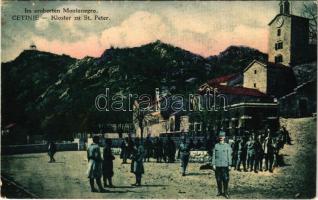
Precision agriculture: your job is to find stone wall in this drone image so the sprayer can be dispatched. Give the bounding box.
[243,61,267,93]
[268,15,292,66]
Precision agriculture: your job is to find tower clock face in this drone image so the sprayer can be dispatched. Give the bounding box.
[276,17,284,27]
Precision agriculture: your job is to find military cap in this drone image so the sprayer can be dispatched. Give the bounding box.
[218,131,226,137]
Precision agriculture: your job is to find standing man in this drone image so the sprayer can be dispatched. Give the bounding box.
[256,135,264,172]
[120,138,129,164]
[102,139,115,188]
[166,135,176,163]
[246,135,256,172]
[131,138,145,186]
[47,140,57,163]
[87,136,106,192]
[253,135,262,173]
[231,136,239,170]
[154,137,163,163]
[263,133,274,173]
[177,135,191,176]
[212,131,232,198]
[236,137,247,172]
[144,134,153,162]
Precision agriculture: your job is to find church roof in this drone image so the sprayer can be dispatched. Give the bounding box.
[199,83,268,97]
[243,60,267,72]
[207,73,238,85]
[268,14,309,25]
[243,59,293,72]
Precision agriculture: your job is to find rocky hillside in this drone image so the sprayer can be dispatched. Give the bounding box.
[0,41,270,140]
[207,45,267,77]
[292,62,317,85]
[1,50,76,137]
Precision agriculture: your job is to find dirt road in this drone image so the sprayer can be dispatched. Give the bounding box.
[1,118,316,198]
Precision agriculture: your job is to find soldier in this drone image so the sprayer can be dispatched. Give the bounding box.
[177,135,191,176]
[47,141,57,163]
[253,135,263,173]
[263,133,274,173]
[246,135,256,172]
[272,137,283,168]
[154,137,163,163]
[212,131,232,199]
[282,126,291,145]
[127,134,135,160]
[256,135,265,171]
[164,135,176,163]
[120,138,129,164]
[231,136,239,169]
[87,136,106,192]
[131,138,145,186]
[102,139,115,187]
[235,137,247,172]
[144,135,153,162]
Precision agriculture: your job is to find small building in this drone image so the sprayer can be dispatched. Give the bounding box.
[198,82,279,135]
[243,60,296,97]
[279,79,316,118]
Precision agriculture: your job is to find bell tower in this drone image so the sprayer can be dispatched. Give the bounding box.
[279,0,290,15]
[268,0,310,66]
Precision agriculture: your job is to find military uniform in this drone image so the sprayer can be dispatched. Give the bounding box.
[236,138,247,171]
[246,138,256,172]
[154,137,164,163]
[131,142,145,186]
[211,132,232,198]
[263,136,274,172]
[253,138,262,173]
[144,136,153,162]
[231,138,239,169]
[165,137,176,163]
[102,141,115,187]
[86,137,105,192]
[178,139,190,176]
[47,141,57,163]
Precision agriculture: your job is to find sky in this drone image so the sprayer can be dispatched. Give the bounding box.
[1,1,315,62]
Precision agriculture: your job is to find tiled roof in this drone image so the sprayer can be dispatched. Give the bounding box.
[207,73,238,85]
[199,84,268,97]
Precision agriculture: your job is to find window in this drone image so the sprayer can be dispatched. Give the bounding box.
[254,83,257,88]
[275,42,283,50]
[277,29,281,36]
[254,70,257,74]
[275,55,283,63]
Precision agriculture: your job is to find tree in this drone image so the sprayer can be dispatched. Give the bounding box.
[302,2,317,43]
[133,101,146,141]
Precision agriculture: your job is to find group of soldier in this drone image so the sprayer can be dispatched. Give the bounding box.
[231,126,291,173]
[120,135,177,164]
[83,125,291,197]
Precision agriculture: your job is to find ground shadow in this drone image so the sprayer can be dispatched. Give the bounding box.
[139,184,167,187]
[186,172,205,176]
[48,161,65,164]
[110,186,134,189]
[101,190,137,194]
[277,154,291,167]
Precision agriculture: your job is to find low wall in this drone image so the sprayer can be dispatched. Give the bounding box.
[111,148,210,163]
[189,151,210,163]
[2,143,78,155]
